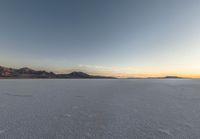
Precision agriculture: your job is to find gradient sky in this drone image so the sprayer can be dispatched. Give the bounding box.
[1,0,200,77]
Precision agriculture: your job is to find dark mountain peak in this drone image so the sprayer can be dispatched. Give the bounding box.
[19,67,32,71]
[0,66,15,77]
[67,71,91,78]
[17,67,36,74]
[19,67,36,72]
[147,76,184,79]
[164,76,182,79]
[0,66,4,69]
[0,65,9,69]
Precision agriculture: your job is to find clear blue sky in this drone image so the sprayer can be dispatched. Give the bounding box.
[1,0,200,77]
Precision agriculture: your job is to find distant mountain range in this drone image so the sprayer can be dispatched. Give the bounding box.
[0,66,115,79]
[0,65,188,79]
[147,76,184,79]
[128,76,185,79]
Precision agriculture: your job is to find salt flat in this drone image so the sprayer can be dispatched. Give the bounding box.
[0,79,200,139]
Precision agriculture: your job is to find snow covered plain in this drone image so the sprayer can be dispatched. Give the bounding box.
[0,79,200,139]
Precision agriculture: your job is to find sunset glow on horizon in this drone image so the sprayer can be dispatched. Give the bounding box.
[1,0,200,78]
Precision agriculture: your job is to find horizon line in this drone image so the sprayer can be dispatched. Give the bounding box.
[1,65,200,79]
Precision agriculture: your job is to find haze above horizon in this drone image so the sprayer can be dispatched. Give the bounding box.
[1,0,200,78]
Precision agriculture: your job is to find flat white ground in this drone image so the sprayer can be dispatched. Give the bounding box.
[0,79,200,139]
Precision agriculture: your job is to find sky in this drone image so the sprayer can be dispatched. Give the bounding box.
[0,0,200,77]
